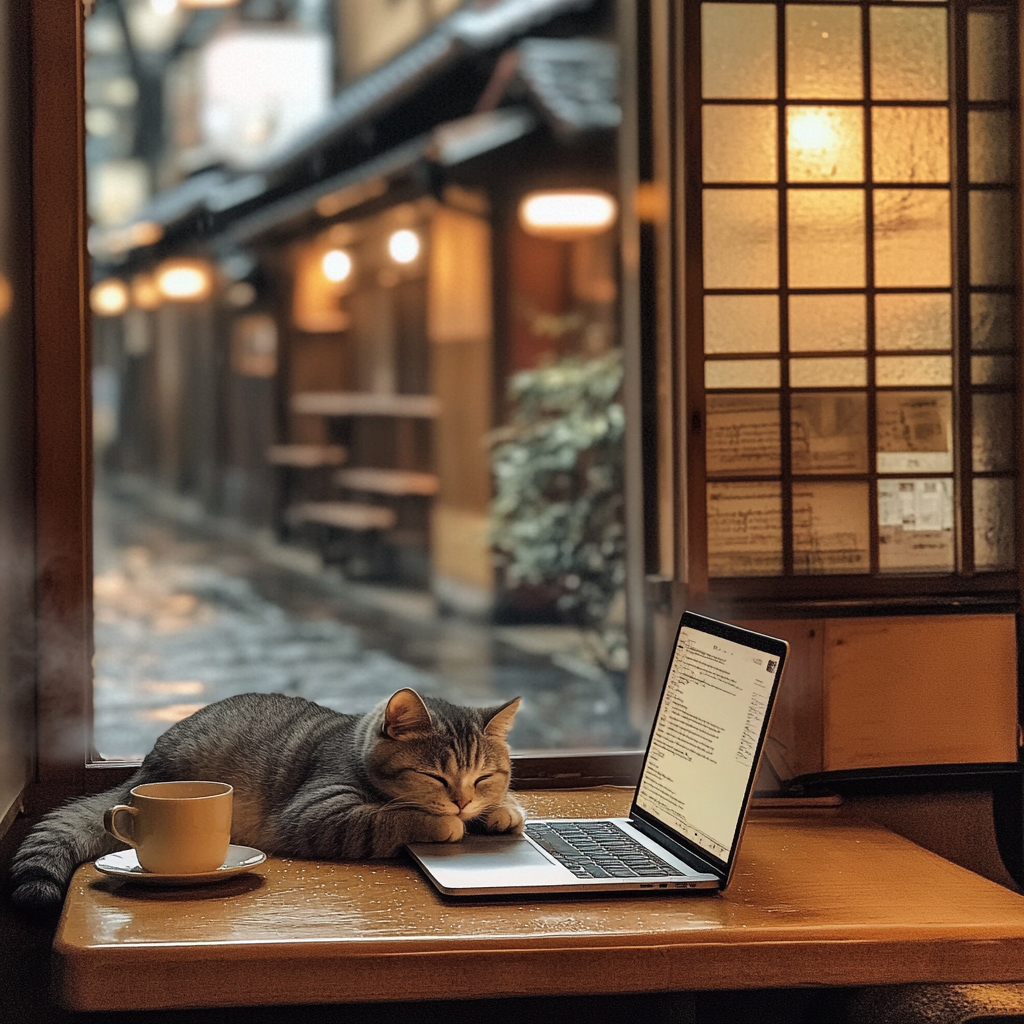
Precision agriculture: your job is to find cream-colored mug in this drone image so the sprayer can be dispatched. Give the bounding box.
[104,781,233,875]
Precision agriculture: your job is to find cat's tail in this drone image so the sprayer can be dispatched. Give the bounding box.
[9,777,139,910]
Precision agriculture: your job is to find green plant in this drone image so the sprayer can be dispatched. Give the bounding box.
[489,349,626,670]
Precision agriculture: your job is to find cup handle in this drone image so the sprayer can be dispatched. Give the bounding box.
[103,805,138,847]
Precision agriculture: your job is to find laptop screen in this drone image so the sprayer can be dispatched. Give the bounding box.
[632,613,787,873]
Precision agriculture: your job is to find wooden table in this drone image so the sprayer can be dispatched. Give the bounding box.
[53,788,1024,1012]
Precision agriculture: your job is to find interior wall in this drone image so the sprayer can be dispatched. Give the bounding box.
[0,0,36,833]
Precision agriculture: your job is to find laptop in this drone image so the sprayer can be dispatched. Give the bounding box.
[407,611,789,897]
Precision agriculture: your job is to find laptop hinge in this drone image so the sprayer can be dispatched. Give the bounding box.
[629,815,723,879]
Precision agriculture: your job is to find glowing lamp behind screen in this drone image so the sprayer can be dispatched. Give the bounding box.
[518,189,618,239]
[156,259,214,301]
[388,229,420,265]
[90,279,130,317]
[322,248,352,283]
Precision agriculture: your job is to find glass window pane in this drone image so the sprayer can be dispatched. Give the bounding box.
[707,481,783,576]
[968,11,1010,103]
[786,106,863,182]
[706,393,781,476]
[972,355,1015,387]
[969,111,1012,184]
[788,189,865,287]
[872,107,949,184]
[874,189,950,287]
[970,191,1014,287]
[876,355,952,387]
[789,294,866,352]
[878,478,955,573]
[791,392,868,474]
[703,190,779,288]
[974,478,1016,572]
[786,4,863,100]
[705,295,779,353]
[793,481,870,574]
[973,393,1015,473]
[703,105,778,183]
[870,7,948,101]
[705,358,781,389]
[877,391,953,473]
[875,294,951,351]
[703,3,777,99]
[790,356,867,387]
[971,293,1014,351]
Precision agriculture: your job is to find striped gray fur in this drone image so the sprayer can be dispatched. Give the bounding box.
[10,689,523,910]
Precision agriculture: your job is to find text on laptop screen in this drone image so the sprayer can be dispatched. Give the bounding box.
[635,625,780,861]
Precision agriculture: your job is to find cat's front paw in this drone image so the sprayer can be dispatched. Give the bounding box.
[417,813,465,844]
[480,803,525,835]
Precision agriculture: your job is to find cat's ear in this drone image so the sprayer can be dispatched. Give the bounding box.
[382,689,433,740]
[483,697,521,740]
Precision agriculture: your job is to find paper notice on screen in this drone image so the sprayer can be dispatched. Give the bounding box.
[635,626,778,860]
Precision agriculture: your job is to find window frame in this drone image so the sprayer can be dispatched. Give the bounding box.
[29,0,655,799]
[674,0,1024,616]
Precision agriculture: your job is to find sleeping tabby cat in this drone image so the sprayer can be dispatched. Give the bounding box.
[10,688,524,909]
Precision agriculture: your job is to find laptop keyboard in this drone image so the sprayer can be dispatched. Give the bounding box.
[525,821,684,879]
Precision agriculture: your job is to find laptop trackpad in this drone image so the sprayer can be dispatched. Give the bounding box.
[407,835,570,887]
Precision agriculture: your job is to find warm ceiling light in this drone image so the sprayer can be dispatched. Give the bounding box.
[155,259,213,301]
[179,0,240,8]
[90,278,130,316]
[388,229,420,265]
[322,248,352,283]
[131,273,162,311]
[518,189,618,239]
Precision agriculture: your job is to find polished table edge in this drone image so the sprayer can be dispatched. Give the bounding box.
[52,802,1024,1011]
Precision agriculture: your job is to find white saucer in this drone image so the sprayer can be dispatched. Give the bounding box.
[95,845,266,886]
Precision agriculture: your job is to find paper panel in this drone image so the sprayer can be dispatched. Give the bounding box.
[875,355,952,387]
[974,478,1015,572]
[791,392,868,475]
[971,293,1013,351]
[705,358,780,389]
[706,394,781,476]
[872,107,949,184]
[786,106,863,182]
[704,295,779,353]
[786,4,862,100]
[970,191,1014,287]
[973,393,1014,474]
[703,105,778,183]
[870,7,948,101]
[878,478,954,573]
[972,355,1015,387]
[875,293,951,351]
[874,189,951,288]
[969,111,1012,184]
[788,189,865,287]
[789,356,866,388]
[788,294,866,352]
[793,482,870,575]
[703,189,779,288]
[703,3,777,99]
[968,10,1010,102]
[876,391,952,474]
[706,481,783,577]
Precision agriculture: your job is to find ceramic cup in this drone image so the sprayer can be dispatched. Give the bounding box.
[103,781,233,875]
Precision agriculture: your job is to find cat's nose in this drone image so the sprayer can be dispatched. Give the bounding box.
[456,794,473,810]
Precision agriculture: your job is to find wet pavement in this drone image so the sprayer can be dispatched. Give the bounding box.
[92,485,642,759]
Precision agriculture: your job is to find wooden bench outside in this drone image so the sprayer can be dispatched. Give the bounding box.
[266,445,348,468]
[286,501,397,532]
[292,392,441,418]
[333,467,440,496]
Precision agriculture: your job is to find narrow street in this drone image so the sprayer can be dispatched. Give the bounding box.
[92,485,641,759]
